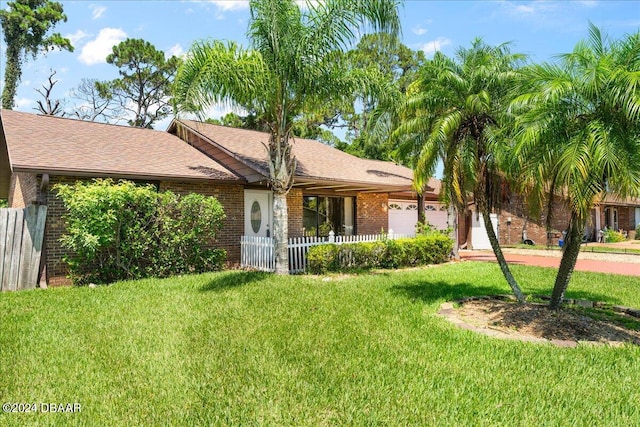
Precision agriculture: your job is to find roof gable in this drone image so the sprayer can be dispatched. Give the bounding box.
[172,119,417,192]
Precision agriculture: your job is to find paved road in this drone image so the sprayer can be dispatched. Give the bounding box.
[460,250,640,277]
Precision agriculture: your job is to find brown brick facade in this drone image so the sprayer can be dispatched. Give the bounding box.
[8,172,38,208]
[496,194,571,246]
[356,193,389,235]
[287,188,304,237]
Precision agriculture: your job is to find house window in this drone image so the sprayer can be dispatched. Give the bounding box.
[250,201,262,233]
[303,196,354,237]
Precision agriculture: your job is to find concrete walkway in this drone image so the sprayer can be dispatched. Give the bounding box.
[460,248,640,277]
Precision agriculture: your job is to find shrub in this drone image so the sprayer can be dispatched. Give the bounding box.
[55,179,226,285]
[307,244,339,274]
[636,225,640,240]
[603,229,626,243]
[307,234,453,274]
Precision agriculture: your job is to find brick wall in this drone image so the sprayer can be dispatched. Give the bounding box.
[42,176,244,286]
[287,188,303,237]
[8,172,38,208]
[496,194,571,246]
[356,193,388,235]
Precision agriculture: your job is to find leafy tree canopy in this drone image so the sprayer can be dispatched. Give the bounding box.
[95,38,181,128]
[0,0,73,109]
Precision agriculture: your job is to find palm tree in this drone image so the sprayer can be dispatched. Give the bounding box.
[393,39,527,302]
[512,24,640,309]
[173,0,401,274]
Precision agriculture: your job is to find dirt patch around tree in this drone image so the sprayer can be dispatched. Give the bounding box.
[439,297,640,347]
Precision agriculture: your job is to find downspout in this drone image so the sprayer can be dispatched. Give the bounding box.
[38,173,49,288]
[38,173,49,205]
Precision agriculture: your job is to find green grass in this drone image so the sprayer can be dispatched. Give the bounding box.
[2,263,640,426]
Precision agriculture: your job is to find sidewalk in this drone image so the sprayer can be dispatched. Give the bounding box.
[460,249,640,277]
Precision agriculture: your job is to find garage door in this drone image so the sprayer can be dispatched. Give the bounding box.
[423,203,448,230]
[471,213,498,250]
[388,200,450,235]
[388,201,418,235]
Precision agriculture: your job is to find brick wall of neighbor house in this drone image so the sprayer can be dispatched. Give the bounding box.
[42,176,244,286]
[356,193,389,235]
[618,207,632,232]
[160,181,244,265]
[496,194,571,246]
[8,172,39,208]
[44,176,79,286]
[287,188,304,238]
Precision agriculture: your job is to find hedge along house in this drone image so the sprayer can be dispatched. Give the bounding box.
[1,110,441,286]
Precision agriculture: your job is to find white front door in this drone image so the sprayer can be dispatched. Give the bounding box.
[244,190,273,237]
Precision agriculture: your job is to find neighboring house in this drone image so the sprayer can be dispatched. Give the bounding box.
[462,192,640,249]
[0,110,443,286]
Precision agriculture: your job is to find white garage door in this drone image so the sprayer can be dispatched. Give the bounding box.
[423,203,449,230]
[388,200,418,235]
[388,200,450,235]
[471,213,498,250]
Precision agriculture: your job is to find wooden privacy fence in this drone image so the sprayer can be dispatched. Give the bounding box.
[0,206,48,291]
[241,230,415,273]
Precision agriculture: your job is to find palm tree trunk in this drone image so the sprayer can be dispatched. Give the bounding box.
[273,191,289,275]
[482,210,526,302]
[549,213,583,310]
[448,205,460,260]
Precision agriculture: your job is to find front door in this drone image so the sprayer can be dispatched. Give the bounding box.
[244,190,273,237]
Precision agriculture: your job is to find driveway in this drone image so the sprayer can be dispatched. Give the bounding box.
[460,248,640,277]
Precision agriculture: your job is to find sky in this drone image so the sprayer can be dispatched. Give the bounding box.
[0,0,639,132]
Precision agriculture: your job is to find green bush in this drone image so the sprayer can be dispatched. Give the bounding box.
[603,228,626,243]
[636,225,640,240]
[55,179,226,285]
[307,234,453,274]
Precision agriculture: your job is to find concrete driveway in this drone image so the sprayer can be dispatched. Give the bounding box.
[460,246,640,277]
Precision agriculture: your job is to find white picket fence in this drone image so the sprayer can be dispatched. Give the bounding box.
[241,230,415,273]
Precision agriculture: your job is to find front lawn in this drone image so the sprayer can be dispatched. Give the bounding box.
[2,263,640,426]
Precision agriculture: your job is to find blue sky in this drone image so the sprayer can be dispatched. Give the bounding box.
[1,0,639,131]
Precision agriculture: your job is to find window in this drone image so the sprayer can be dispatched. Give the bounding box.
[303,196,354,237]
[424,204,436,211]
[406,204,418,211]
[389,203,402,210]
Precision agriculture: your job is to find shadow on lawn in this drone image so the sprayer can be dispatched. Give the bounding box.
[392,279,622,306]
[199,271,271,293]
[391,280,506,304]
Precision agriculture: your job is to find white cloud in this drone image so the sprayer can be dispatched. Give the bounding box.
[66,30,89,46]
[412,25,427,35]
[16,97,34,109]
[166,43,184,58]
[420,37,452,55]
[90,4,107,19]
[207,1,249,11]
[78,28,127,65]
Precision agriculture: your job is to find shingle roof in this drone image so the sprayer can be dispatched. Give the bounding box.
[1,110,241,182]
[174,119,416,191]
